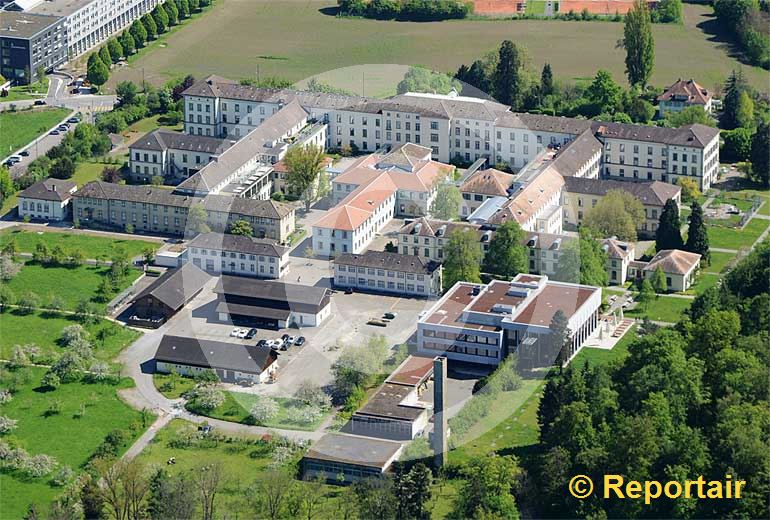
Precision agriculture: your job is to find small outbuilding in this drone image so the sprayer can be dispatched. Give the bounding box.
[17,179,77,221]
[128,263,210,327]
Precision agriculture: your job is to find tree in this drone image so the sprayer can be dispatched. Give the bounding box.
[453,455,520,519]
[353,478,396,520]
[165,0,179,25]
[0,285,15,312]
[749,121,769,188]
[192,462,223,520]
[178,0,191,18]
[654,0,682,22]
[130,20,147,47]
[284,145,327,211]
[540,63,554,97]
[116,81,139,105]
[106,39,123,63]
[331,336,389,397]
[443,228,482,289]
[146,469,197,520]
[494,40,524,109]
[651,265,667,293]
[655,199,683,251]
[720,69,749,130]
[626,96,655,123]
[250,470,293,520]
[99,46,112,69]
[87,55,109,87]
[483,220,527,278]
[584,189,644,241]
[622,0,655,87]
[721,128,753,162]
[186,204,210,236]
[735,91,755,129]
[667,106,715,127]
[249,396,279,423]
[102,165,123,183]
[684,201,710,265]
[152,5,169,33]
[224,219,253,237]
[396,66,460,95]
[586,69,623,115]
[142,13,158,38]
[429,182,461,220]
[637,278,655,312]
[393,463,432,520]
[678,178,701,204]
[554,228,609,286]
[0,167,14,209]
[120,31,136,56]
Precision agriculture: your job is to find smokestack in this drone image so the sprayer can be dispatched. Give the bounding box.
[432,356,448,468]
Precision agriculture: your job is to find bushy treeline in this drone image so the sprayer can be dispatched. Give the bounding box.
[713,0,770,69]
[338,0,472,20]
[529,242,770,519]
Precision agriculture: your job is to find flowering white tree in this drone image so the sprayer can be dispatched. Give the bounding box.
[61,324,89,346]
[249,396,279,423]
[294,381,332,410]
[23,454,58,478]
[0,390,11,405]
[190,386,224,411]
[0,415,18,434]
[89,361,110,381]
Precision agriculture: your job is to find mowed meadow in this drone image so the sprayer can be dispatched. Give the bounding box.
[107,0,769,97]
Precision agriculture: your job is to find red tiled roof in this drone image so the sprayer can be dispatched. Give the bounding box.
[657,78,712,105]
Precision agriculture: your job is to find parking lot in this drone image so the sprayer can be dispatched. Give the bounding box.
[162,273,435,397]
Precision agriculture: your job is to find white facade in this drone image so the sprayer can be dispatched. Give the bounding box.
[18,196,70,221]
[156,359,276,384]
[188,246,288,279]
[333,262,441,297]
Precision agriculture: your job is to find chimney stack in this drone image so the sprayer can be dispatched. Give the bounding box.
[432,356,448,468]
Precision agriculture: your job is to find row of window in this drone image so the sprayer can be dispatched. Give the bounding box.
[422,341,500,358]
[337,276,426,293]
[422,329,500,346]
[337,265,425,281]
[191,248,278,262]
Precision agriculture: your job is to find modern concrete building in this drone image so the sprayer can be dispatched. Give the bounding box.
[301,433,404,484]
[416,273,602,366]
[562,177,681,238]
[16,178,76,221]
[628,249,701,292]
[187,232,289,279]
[213,275,331,328]
[333,250,442,298]
[657,78,713,117]
[72,181,296,242]
[154,334,279,384]
[0,11,66,84]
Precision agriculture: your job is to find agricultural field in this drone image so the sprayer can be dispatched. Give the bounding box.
[0,108,72,157]
[0,310,140,362]
[0,366,147,518]
[107,1,768,97]
[0,229,159,259]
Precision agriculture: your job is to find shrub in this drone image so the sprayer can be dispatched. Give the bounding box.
[23,454,58,478]
[188,385,224,411]
[0,416,18,434]
[249,396,279,423]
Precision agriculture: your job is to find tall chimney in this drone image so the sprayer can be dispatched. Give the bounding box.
[432,356,448,468]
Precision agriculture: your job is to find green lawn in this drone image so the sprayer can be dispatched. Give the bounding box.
[0,107,72,157]
[71,157,128,188]
[107,2,768,97]
[449,378,544,464]
[135,419,350,518]
[626,295,692,323]
[571,324,638,369]
[678,272,721,296]
[0,77,49,102]
[190,392,329,431]
[0,229,159,259]
[708,218,770,250]
[4,262,143,312]
[0,366,147,518]
[0,310,140,362]
[704,251,735,273]
[153,372,197,399]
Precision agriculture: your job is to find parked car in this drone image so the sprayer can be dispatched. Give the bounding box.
[2,160,14,167]
[67,117,80,124]
[344,287,354,295]
[245,328,258,339]
[281,333,290,342]
[19,150,29,157]
[383,312,397,320]
[33,100,46,106]
[237,329,249,339]
[199,425,214,434]
[256,339,268,347]
[49,130,59,135]
[230,328,241,337]
[58,124,69,131]
[294,336,306,347]
[8,155,21,162]
[287,335,296,345]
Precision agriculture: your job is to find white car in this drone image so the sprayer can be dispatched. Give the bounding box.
[609,295,617,302]
[230,328,241,337]
[287,335,297,345]
[237,329,249,339]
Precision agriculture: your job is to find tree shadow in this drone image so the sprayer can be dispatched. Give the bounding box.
[318,6,341,16]
[695,12,753,67]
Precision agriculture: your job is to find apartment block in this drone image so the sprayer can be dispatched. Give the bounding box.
[186,232,289,279]
[0,11,66,84]
[332,250,442,298]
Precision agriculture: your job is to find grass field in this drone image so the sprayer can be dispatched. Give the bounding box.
[571,323,638,369]
[704,251,736,273]
[190,392,329,431]
[626,295,692,323]
[0,310,140,362]
[0,366,146,518]
[0,108,71,158]
[106,1,768,96]
[0,229,159,259]
[0,77,49,102]
[678,272,721,295]
[4,262,143,312]
[154,372,197,399]
[708,218,769,250]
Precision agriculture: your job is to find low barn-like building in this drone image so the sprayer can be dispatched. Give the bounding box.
[128,263,210,327]
[154,334,278,383]
[301,433,404,484]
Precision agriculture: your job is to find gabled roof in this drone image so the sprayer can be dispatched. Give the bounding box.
[644,249,701,275]
[130,130,233,155]
[592,121,719,148]
[657,79,712,105]
[214,275,331,314]
[155,334,278,374]
[460,168,515,197]
[601,238,635,259]
[334,250,441,275]
[187,232,288,257]
[563,177,680,207]
[487,168,564,226]
[132,263,210,311]
[18,179,76,202]
[494,112,592,135]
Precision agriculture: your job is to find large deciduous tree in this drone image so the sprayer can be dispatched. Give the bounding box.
[443,228,483,289]
[554,228,609,287]
[749,121,769,188]
[284,145,327,211]
[429,181,461,220]
[622,0,655,88]
[482,220,527,278]
[584,189,645,241]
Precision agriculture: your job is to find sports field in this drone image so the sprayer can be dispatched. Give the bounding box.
[107,0,768,97]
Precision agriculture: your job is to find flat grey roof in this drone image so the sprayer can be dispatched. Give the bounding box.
[0,11,62,39]
[28,0,93,18]
[304,433,402,469]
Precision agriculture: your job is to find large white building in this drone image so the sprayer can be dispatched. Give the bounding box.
[186,232,289,279]
[7,0,162,58]
[181,75,719,189]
